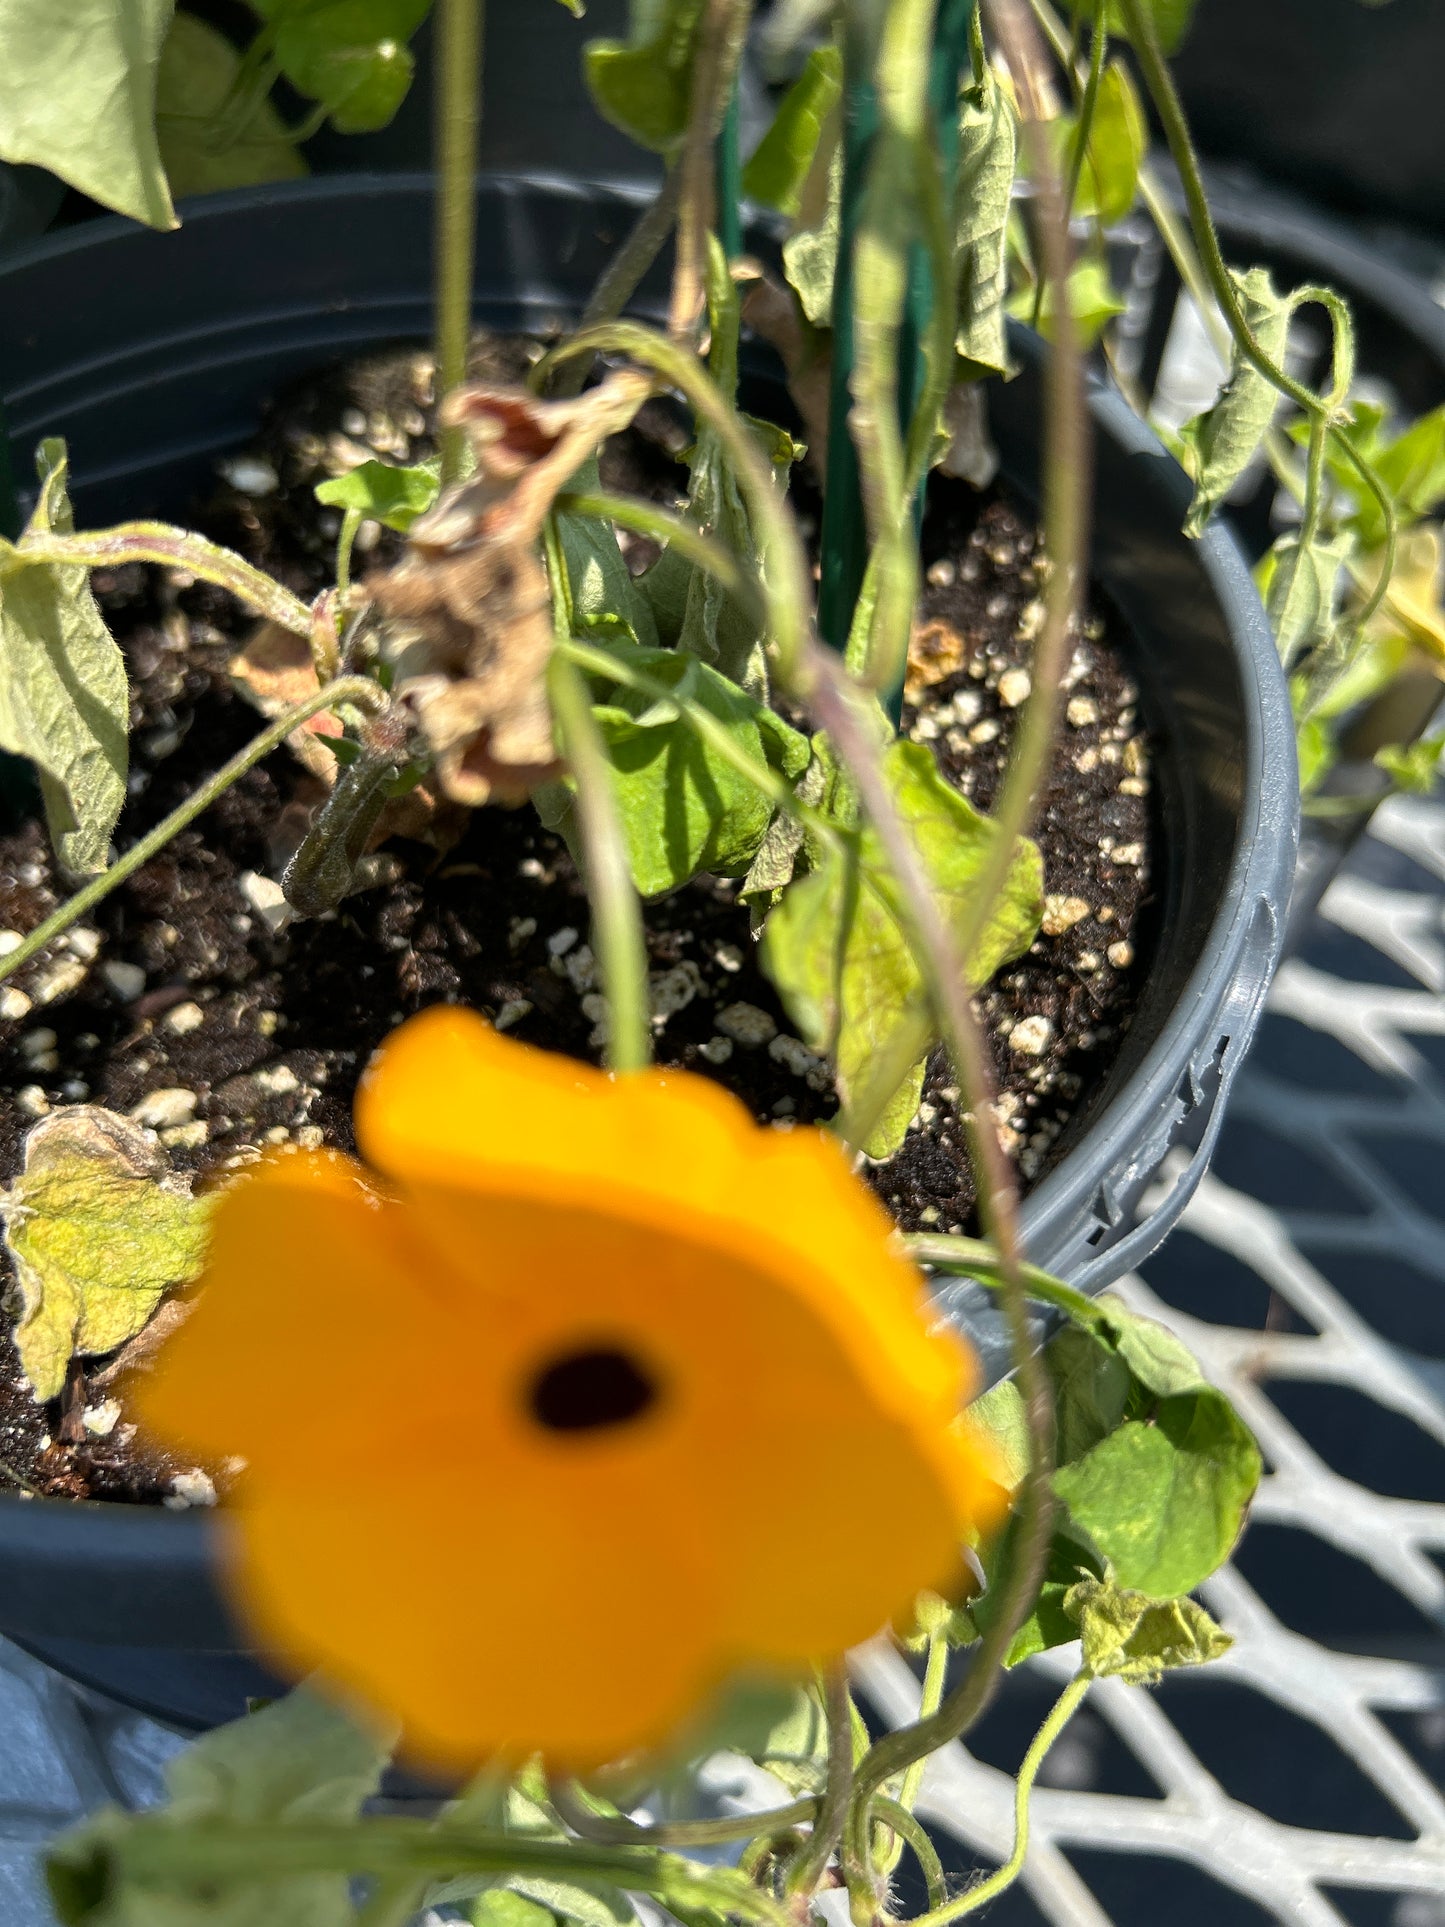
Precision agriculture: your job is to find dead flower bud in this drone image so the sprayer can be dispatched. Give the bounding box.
[371,370,651,807]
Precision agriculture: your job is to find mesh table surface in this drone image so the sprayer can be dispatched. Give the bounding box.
[3,795,1444,1925]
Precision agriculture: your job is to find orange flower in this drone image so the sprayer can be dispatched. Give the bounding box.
[137,1008,1005,1773]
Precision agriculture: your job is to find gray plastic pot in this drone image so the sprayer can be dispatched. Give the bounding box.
[0,173,1296,1730]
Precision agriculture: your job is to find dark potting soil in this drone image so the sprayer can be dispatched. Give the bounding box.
[0,346,1152,1504]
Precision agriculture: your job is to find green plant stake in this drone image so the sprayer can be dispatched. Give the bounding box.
[817,0,975,714]
[715,85,743,261]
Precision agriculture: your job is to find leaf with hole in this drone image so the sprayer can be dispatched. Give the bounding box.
[0,441,129,878]
[760,739,1043,1158]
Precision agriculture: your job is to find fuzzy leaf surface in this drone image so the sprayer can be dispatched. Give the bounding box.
[2,1106,213,1403]
[955,63,1017,379]
[0,441,129,878]
[761,739,1043,1157]
[1066,1578,1231,1681]
[1181,268,1291,536]
[1072,0,1197,53]
[0,0,176,227]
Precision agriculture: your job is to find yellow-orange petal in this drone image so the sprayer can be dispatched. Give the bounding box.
[221,1474,726,1773]
[357,1008,970,1434]
[133,1149,454,1481]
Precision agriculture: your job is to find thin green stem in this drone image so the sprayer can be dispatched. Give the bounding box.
[335,507,362,609]
[902,1231,1104,1329]
[0,678,386,989]
[436,0,484,486]
[785,1668,855,1898]
[16,524,313,636]
[554,487,766,630]
[670,0,753,338]
[550,1781,816,1849]
[1063,0,1106,225]
[911,1672,1089,1925]
[951,0,1087,994]
[810,639,1051,1861]
[893,1631,950,1830]
[835,0,1064,1854]
[1114,0,1399,625]
[78,1819,795,1927]
[535,323,811,685]
[873,1795,947,1909]
[544,523,651,1074]
[549,173,683,400]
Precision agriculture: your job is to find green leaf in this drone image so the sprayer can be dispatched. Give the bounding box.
[955,62,1017,380]
[970,1377,1030,1490]
[742,44,842,216]
[540,649,808,898]
[682,1676,825,1771]
[505,1879,634,1927]
[761,738,1043,1157]
[1009,253,1124,350]
[1181,268,1291,537]
[583,0,704,152]
[648,255,799,689]
[315,457,440,533]
[1372,403,1445,523]
[558,459,660,651]
[1053,1389,1261,1599]
[1296,714,1336,796]
[1047,1322,1132,1465]
[1073,0,1198,54]
[474,1896,560,1927]
[255,0,431,133]
[1260,529,1352,670]
[156,13,307,197]
[782,147,841,330]
[970,1505,1106,1667]
[0,0,177,229]
[2,1105,214,1403]
[1376,733,1445,796]
[47,1687,393,1927]
[1064,62,1145,226]
[1066,1577,1232,1682]
[0,442,129,878]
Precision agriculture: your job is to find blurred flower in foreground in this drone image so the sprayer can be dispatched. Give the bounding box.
[137,1007,1005,1773]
